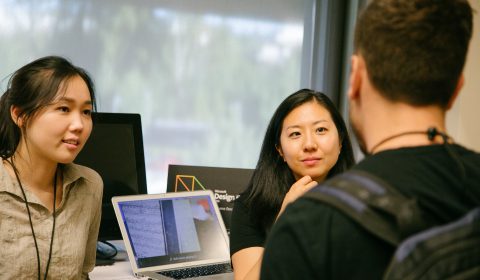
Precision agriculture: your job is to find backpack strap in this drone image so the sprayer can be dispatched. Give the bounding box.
[303,170,427,246]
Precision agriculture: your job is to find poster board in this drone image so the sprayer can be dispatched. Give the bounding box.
[167,164,254,234]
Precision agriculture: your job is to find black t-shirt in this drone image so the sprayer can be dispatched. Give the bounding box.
[229,194,267,256]
[261,144,480,280]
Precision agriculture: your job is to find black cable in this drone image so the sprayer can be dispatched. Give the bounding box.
[44,170,57,280]
[429,127,467,181]
[369,130,428,155]
[6,159,56,280]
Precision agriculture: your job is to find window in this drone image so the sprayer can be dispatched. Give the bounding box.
[0,0,354,193]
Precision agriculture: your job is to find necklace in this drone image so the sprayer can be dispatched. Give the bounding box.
[369,127,450,154]
[6,160,57,280]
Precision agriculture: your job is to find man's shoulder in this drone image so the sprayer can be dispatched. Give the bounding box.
[276,196,367,251]
[284,194,338,216]
[280,193,364,233]
[352,144,480,192]
[271,190,394,278]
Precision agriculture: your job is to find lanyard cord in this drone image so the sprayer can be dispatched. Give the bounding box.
[6,159,57,280]
[369,127,452,155]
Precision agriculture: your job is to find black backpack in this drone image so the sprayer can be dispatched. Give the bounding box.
[304,170,480,280]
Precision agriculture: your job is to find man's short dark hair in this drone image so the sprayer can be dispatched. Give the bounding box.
[354,0,473,108]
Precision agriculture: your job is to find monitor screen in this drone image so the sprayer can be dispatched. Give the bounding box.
[75,112,147,241]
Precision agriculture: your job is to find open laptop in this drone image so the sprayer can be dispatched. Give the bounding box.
[112,190,233,279]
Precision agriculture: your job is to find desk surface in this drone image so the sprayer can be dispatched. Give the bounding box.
[90,241,146,280]
[90,261,141,280]
[90,241,233,280]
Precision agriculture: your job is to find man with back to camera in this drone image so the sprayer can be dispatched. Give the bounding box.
[260,0,480,279]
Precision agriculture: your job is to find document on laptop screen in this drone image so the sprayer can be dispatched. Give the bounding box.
[118,196,229,269]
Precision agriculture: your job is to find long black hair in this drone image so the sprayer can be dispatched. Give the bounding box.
[0,55,96,159]
[244,88,355,232]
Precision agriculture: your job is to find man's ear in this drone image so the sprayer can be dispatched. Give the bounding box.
[347,55,362,101]
[10,106,23,127]
[446,74,464,110]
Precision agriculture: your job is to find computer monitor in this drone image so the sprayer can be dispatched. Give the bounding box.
[74,112,147,241]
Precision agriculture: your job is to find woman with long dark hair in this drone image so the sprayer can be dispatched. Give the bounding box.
[230,89,355,280]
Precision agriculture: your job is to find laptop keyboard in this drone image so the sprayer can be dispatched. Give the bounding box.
[157,263,232,279]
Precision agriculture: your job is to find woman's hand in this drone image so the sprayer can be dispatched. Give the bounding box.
[276,176,318,220]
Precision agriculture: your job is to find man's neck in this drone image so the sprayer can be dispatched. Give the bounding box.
[363,100,448,154]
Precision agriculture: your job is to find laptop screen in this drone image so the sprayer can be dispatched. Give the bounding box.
[115,193,229,269]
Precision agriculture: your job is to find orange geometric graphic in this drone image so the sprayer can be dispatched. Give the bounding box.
[174,175,207,192]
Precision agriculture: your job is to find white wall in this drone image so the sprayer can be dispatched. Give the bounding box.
[447,0,480,152]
